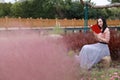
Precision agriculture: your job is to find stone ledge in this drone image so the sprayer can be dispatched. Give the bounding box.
[99,56,112,68]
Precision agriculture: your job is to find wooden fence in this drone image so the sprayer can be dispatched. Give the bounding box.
[0,17,119,28]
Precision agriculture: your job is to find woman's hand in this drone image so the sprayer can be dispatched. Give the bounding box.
[96,33,102,38]
[88,25,93,28]
[97,33,109,43]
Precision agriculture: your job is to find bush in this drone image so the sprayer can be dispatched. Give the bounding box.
[63,32,97,52]
[109,30,120,61]
[63,30,120,61]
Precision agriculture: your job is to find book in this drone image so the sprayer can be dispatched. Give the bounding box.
[91,24,101,34]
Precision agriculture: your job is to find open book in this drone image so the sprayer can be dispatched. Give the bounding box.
[91,24,101,34]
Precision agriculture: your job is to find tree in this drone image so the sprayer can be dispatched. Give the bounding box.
[48,0,65,18]
[10,2,23,17]
[0,3,12,17]
[31,0,56,18]
[19,1,34,18]
[109,7,120,19]
[64,1,84,19]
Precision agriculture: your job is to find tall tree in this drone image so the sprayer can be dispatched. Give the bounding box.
[48,0,65,18]
[11,2,24,17]
[0,3,12,17]
[64,1,84,19]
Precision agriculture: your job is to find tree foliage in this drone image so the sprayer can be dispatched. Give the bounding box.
[0,3,12,17]
[0,0,119,19]
[111,0,120,3]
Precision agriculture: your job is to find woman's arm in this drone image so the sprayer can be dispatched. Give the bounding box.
[95,28,110,43]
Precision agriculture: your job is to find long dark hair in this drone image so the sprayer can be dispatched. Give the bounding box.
[97,17,108,33]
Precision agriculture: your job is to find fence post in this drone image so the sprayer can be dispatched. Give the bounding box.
[18,17,21,29]
[5,16,8,30]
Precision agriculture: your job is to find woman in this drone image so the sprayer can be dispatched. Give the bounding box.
[75,17,110,70]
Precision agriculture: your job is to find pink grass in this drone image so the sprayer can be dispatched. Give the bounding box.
[0,31,79,80]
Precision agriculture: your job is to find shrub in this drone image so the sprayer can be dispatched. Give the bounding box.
[109,30,120,61]
[63,31,96,51]
[63,30,120,61]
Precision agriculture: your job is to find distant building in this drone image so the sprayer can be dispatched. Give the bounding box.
[0,0,5,3]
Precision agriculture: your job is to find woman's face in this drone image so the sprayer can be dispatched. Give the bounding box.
[98,18,103,28]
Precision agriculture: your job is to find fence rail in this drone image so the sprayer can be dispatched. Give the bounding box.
[0,17,120,28]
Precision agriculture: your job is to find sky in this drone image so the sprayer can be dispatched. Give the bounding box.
[91,0,111,5]
[4,0,111,5]
[5,0,15,3]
